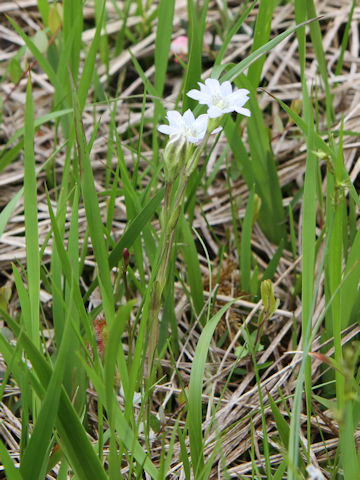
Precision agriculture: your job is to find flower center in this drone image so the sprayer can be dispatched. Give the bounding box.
[211,94,227,109]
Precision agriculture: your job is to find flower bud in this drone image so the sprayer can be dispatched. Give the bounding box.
[123,248,130,267]
[208,117,223,135]
[163,133,187,182]
[184,146,200,177]
[260,279,279,317]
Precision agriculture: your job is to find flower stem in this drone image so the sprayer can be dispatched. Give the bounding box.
[147,172,188,369]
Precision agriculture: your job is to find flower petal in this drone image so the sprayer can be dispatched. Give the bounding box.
[207,105,225,118]
[230,90,250,105]
[195,113,209,129]
[204,78,221,94]
[158,124,173,135]
[183,109,195,124]
[187,88,204,102]
[235,107,251,117]
[166,110,184,127]
[220,81,232,96]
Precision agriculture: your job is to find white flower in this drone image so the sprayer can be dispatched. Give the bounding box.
[306,465,325,480]
[187,78,251,119]
[158,109,208,144]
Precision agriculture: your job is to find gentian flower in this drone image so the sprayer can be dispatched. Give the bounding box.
[187,78,251,119]
[158,109,208,143]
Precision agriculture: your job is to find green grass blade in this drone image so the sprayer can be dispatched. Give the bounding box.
[71,77,115,325]
[264,91,330,155]
[0,437,22,480]
[214,0,257,67]
[305,1,334,125]
[262,239,285,283]
[288,4,317,476]
[78,0,104,111]
[183,0,210,111]
[340,229,360,327]
[325,131,346,409]
[342,403,359,477]
[0,139,66,242]
[63,184,87,412]
[109,188,164,268]
[19,281,76,480]
[46,195,87,321]
[180,216,204,319]
[335,0,356,75]
[247,0,275,87]
[79,334,159,479]
[63,0,83,80]
[188,300,237,477]
[2,313,108,480]
[222,18,319,83]
[154,0,175,96]
[224,119,254,186]
[230,75,285,244]
[36,0,49,26]
[104,303,132,415]
[0,188,23,238]
[24,76,40,348]
[267,392,290,449]
[128,50,159,99]
[241,188,256,293]
[0,139,23,174]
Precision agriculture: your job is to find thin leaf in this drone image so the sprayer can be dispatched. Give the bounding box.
[222,17,321,82]
[24,76,40,347]
[188,300,237,477]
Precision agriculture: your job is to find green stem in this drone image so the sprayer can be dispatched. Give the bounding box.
[147,171,188,368]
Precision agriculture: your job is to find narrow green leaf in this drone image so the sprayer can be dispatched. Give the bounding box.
[63,0,83,81]
[241,189,256,293]
[0,139,23,173]
[214,0,257,67]
[188,300,237,477]
[36,0,50,26]
[267,392,290,448]
[288,5,317,475]
[2,313,108,480]
[24,77,40,347]
[335,0,357,75]
[109,188,164,268]
[262,239,285,282]
[305,1,334,125]
[20,283,76,480]
[154,0,175,96]
[0,188,23,237]
[71,77,115,325]
[180,216,204,318]
[0,140,65,242]
[222,17,320,83]
[0,437,22,480]
[183,0,210,111]
[78,0,104,111]
[247,0,275,87]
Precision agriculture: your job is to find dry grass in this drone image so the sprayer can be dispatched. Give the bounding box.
[1,1,360,478]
